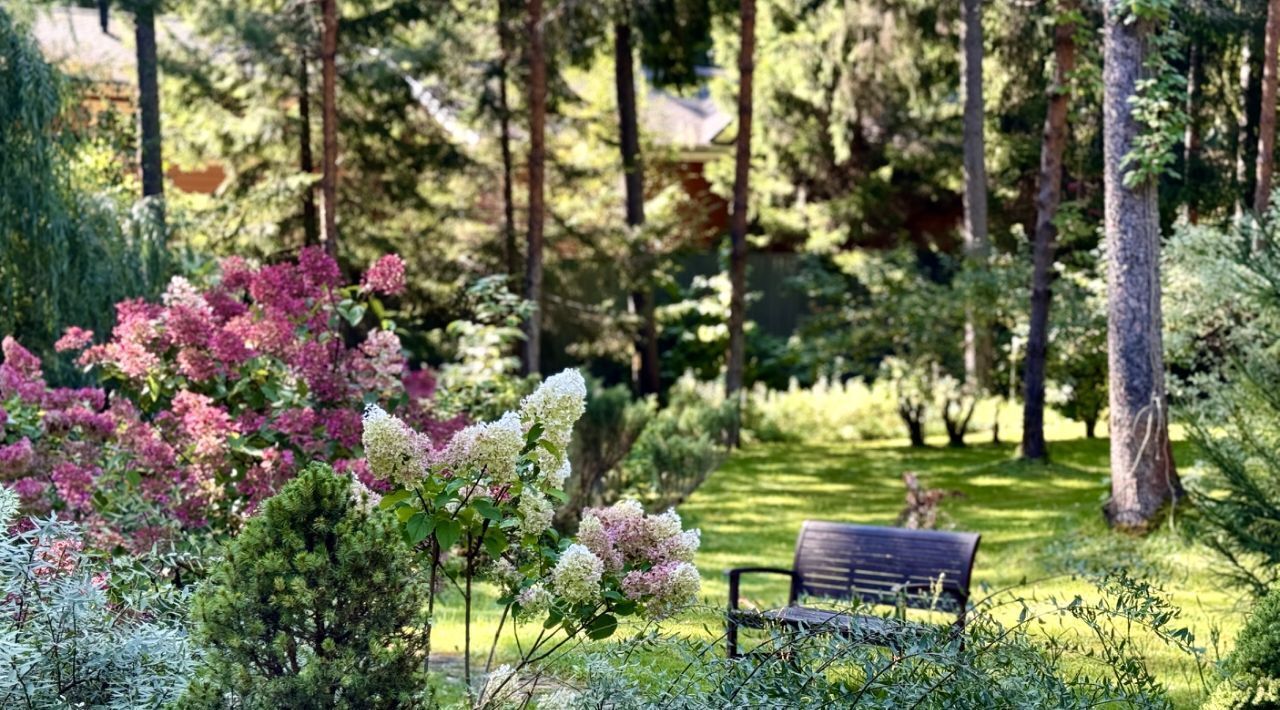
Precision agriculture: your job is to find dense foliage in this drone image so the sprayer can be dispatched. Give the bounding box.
[1205,586,1280,709]
[1167,210,1280,594]
[182,462,429,708]
[558,572,1203,708]
[0,8,166,383]
[0,487,197,708]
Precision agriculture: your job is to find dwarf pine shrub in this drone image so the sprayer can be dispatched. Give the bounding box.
[181,462,429,709]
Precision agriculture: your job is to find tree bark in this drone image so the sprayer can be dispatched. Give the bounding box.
[298,54,320,247]
[1239,21,1265,214]
[614,19,661,396]
[1183,42,1202,225]
[134,0,164,206]
[961,0,991,391]
[319,0,339,256]
[1102,0,1181,532]
[1257,0,1280,214]
[498,0,519,280]
[1021,0,1076,462]
[725,0,756,447]
[523,0,547,376]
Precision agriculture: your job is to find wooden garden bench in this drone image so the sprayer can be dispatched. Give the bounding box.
[725,521,980,658]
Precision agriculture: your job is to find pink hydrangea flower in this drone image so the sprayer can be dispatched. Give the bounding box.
[54,327,94,352]
[219,255,255,291]
[171,391,235,461]
[361,254,406,296]
[51,461,99,511]
[0,438,35,477]
[297,246,343,290]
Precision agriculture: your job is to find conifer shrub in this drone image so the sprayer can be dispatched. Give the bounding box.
[182,462,428,708]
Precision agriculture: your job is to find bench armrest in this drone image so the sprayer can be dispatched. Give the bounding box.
[726,567,794,610]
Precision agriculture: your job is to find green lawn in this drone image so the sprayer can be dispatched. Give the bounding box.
[433,429,1244,707]
[677,433,1240,707]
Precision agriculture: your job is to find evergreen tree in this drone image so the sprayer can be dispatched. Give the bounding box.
[183,463,429,708]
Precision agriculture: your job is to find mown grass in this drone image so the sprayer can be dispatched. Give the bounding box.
[432,425,1244,707]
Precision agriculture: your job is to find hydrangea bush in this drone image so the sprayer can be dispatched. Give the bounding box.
[0,249,463,547]
[362,369,703,698]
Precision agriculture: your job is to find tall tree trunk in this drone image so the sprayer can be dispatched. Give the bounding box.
[523,0,547,376]
[725,0,756,447]
[498,0,519,280]
[614,19,661,396]
[1184,42,1202,224]
[1239,20,1265,213]
[961,0,991,391]
[134,0,164,208]
[97,0,108,33]
[319,0,339,256]
[298,54,320,247]
[1258,0,1280,215]
[1021,0,1077,462]
[1102,0,1181,532]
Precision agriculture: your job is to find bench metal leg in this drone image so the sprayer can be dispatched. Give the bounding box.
[726,616,739,658]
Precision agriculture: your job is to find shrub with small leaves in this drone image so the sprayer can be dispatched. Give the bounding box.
[182,462,428,709]
[0,486,197,709]
[1205,586,1280,708]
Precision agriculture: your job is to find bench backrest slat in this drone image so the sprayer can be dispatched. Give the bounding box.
[791,521,980,613]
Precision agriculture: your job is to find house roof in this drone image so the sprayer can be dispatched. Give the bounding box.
[30,5,191,85]
[641,88,732,150]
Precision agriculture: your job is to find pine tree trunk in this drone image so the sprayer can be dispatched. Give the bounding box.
[134,0,164,205]
[319,0,339,256]
[1239,22,1265,213]
[523,0,547,376]
[961,0,991,391]
[1184,43,1202,225]
[298,54,320,247]
[498,0,518,280]
[1021,0,1076,462]
[1102,0,1181,532]
[1257,0,1280,214]
[614,19,661,396]
[725,0,756,447]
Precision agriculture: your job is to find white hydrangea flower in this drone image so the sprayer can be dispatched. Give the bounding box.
[460,412,524,483]
[161,275,207,310]
[518,489,555,537]
[348,477,381,514]
[519,368,586,441]
[652,562,702,618]
[611,499,645,521]
[664,528,701,563]
[542,458,571,490]
[440,424,479,471]
[551,543,603,605]
[651,508,683,540]
[361,405,427,485]
[515,583,554,618]
[490,558,523,591]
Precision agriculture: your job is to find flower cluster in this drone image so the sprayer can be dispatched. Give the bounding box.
[364,369,586,547]
[574,501,702,619]
[1,250,464,546]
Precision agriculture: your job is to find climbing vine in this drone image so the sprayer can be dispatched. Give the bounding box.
[1117,0,1189,187]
